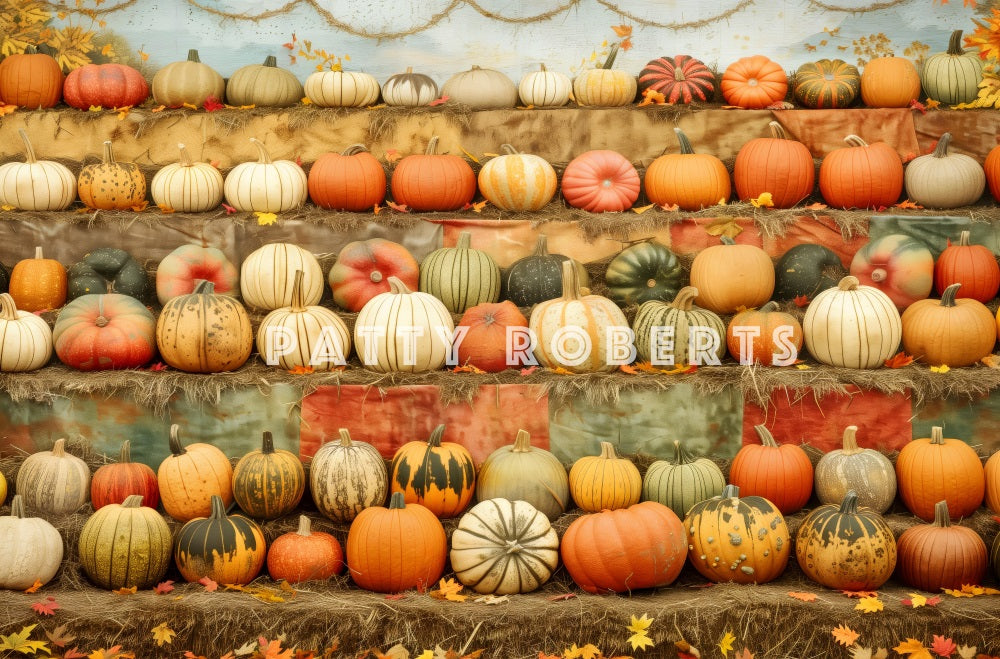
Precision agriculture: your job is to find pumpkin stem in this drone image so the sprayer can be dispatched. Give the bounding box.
[10,494,26,518]
[505,539,523,554]
[18,129,37,164]
[263,54,277,68]
[52,437,67,457]
[532,234,549,256]
[427,424,446,447]
[168,424,187,456]
[932,500,952,527]
[208,494,226,519]
[369,270,383,284]
[673,64,686,81]
[673,127,696,155]
[719,236,736,246]
[539,63,548,72]
[839,490,859,514]
[341,144,369,156]
[958,230,971,247]
[840,426,862,455]
[597,441,619,459]
[187,49,201,63]
[870,268,887,283]
[389,491,407,509]
[932,133,953,159]
[499,144,520,156]
[930,426,945,445]
[191,279,216,295]
[95,315,109,327]
[101,140,115,164]
[0,293,19,320]
[837,275,860,291]
[843,135,869,148]
[24,44,38,55]
[753,424,779,448]
[249,137,273,164]
[670,286,700,311]
[767,121,790,141]
[119,439,133,463]
[121,494,144,508]
[177,143,194,167]
[512,429,532,452]
[424,136,440,156]
[947,30,965,56]
[560,259,581,301]
[33,246,44,260]
[600,43,619,70]
[456,232,472,250]
[721,484,740,499]
[672,439,694,465]
[296,514,313,536]
[261,430,275,454]
[758,301,780,313]
[940,283,961,308]
[338,428,353,447]
[290,269,306,312]
[387,275,412,295]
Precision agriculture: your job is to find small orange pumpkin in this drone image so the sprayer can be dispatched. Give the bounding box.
[8,246,67,312]
[720,55,788,109]
[77,140,147,211]
[156,423,234,522]
[726,302,803,366]
[729,425,814,515]
[568,441,641,513]
[266,515,344,584]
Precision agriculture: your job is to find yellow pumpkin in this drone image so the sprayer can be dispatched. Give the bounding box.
[568,441,641,512]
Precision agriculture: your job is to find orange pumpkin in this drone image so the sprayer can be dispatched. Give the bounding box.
[901,283,996,367]
[726,302,803,366]
[561,149,640,212]
[156,423,234,522]
[456,301,528,372]
[860,56,921,108]
[986,451,1000,514]
[307,144,386,211]
[986,144,1000,202]
[896,426,985,521]
[689,236,775,313]
[729,425,814,515]
[720,55,788,109]
[644,128,731,211]
[896,500,988,592]
[8,246,67,312]
[819,135,903,209]
[934,230,1000,303]
[266,515,344,584]
[174,495,265,585]
[734,121,815,208]
[389,424,476,518]
[389,136,476,212]
[77,140,147,211]
[568,441,641,513]
[0,45,63,108]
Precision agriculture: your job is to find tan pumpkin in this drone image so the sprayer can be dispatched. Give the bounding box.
[310,428,388,523]
[381,66,438,107]
[157,423,234,522]
[224,138,308,213]
[150,143,224,213]
[477,145,557,211]
[0,292,52,372]
[226,55,303,107]
[151,49,226,107]
[240,243,324,311]
[518,64,571,107]
[901,282,996,367]
[304,70,380,107]
[0,129,76,211]
[155,279,253,373]
[77,140,147,211]
[15,438,91,515]
[476,429,569,521]
[689,236,775,313]
[904,132,986,209]
[568,441,642,513]
[441,65,517,109]
[814,425,896,514]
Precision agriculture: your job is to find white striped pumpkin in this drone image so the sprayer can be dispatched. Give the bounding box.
[0,495,63,589]
[573,68,636,107]
[0,129,76,211]
[814,425,897,514]
[240,243,323,311]
[223,138,307,213]
[150,142,224,212]
[354,275,454,373]
[476,429,569,521]
[78,494,173,590]
[310,427,389,523]
[642,440,726,519]
[803,275,902,369]
[450,498,560,594]
[517,64,571,107]
[477,145,557,211]
[419,231,500,313]
[15,438,91,515]
[0,292,52,372]
[304,70,380,107]
[382,66,438,107]
[632,286,726,366]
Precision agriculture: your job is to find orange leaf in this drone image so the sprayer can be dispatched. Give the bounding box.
[113,586,137,595]
[884,352,914,368]
[386,201,410,213]
[373,203,382,215]
[430,577,467,602]
[384,149,402,163]
[733,650,753,659]
[611,24,633,37]
[932,636,957,658]
[0,104,17,116]
[157,203,175,214]
[130,200,148,212]
[549,366,576,375]
[23,579,43,594]
[658,203,679,212]
[831,624,860,647]
[894,638,932,658]
[854,596,884,613]
[981,354,1000,369]
[894,199,924,210]
[384,593,406,600]
[153,580,174,595]
[151,104,165,112]
[788,591,817,602]
[803,202,828,210]
[288,365,314,375]
[519,365,538,376]
[452,364,486,374]
[429,95,450,106]
[841,590,879,598]
[619,364,639,374]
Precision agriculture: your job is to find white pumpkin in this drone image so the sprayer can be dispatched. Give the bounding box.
[223,138,307,213]
[0,292,53,372]
[240,242,323,311]
[304,70,380,107]
[382,66,438,107]
[0,129,76,211]
[309,427,389,523]
[441,65,518,109]
[150,143,224,212]
[15,438,91,515]
[815,425,897,514]
[518,64,572,107]
[904,132,986,209]
[0,495,64,590]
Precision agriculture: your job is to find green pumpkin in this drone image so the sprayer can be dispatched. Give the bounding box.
[174,494,266,585]
[419,231,500,313]
[921,30,983,106]
[605,240,683,307]
[632,286,726,366]
[773,243,846,302]
[642,440,726,519]
[78,494,173,590]
[67,247,150,302]
[502,235,588,307]
[793,59,860,109]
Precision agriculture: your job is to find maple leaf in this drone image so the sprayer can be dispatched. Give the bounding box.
[64,648,88,658]
[116,106,131,120]
[129,200,148,212]
[157,203,175,214]
[113,586,137,595]
[909,98,928,114]
[638,88,666,106]
[832,625,860,647]
[611,24,632,37]
[255,211,278,226]
[619,364,639,374]
[45,624,76,649]
[943,587,975,598]
[841,590,879,599]
[151,622,176,647]
[430,578,467,602]
[719,631,736,657]
[563,644,601,659]
[202,96,225,112]
[88,645,128,659]
[429,95,450,106]
[930,364,951,374]
[288,365,315,375]
[788,591,818,602]
[849,648,887,659]
[154,580,175,594]
[183,653,208,659]
[750,192,774,208]
[31,596,60,615]
[473,594,509,605]
[0,104,18,116]
[884,352,914,368]
[386,201,410,213]
[0,624,50,654]
[894,638,933,659]
[931,636,957,658]
[855,596,884,613]
[659,203,679,212]
[627,632,654,651]
[627,614,654,635]
[965,9,1000,62]
[733,650,754,659]
[549,366,577,375]
[384,149,402,163]
[1,204,16,211]
[704,219,744,239]
[803,202,828,210]
[23,579,43,594]
[199,576,219,592]
[894,199,924,210]
[258,637,294,659]
[539,653,561,659]
[520,365,539,376]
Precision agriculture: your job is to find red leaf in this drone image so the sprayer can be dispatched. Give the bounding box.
[429,95,450,106]
[199,576,218,592]
[384,593,406,600]
[64,649,87,659]
[793,294,810,307]
[925,595,943,607]
[147,362,169,372]
[222,203,237,215]
[884,352,914,369]
[296,155,303,167]
[546,593,576,601]
[31,596,60,616]
[154,580,175,595]
[909,98,927,114]
[203,96,225,112]
[931,635,957,657]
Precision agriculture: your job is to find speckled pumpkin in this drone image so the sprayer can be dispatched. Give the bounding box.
[77,140,147,211]
[155,279,253,373]
[78,494,172,590]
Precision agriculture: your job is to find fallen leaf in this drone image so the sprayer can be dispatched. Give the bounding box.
[930,364,951,374]
[854,596,884,613]
[909,98,928,114]
[932,636,957,658]
[452,364,486,374]
[31,596,60,616]
[182,102,199,111]
[788,591,818,602]
[831,624,859,647]
[429,578,467,602]
[129,200,148,211]
[116,106,131,120]
[563,643,600,659]
[459,146,480,164]
[619,364,639,374]
[154,580,175,595]
[925,595,943,607]
[549,366,576,375]
[894,638,933,659]
[45,624,75,648]
[113,586,137,595]
[884,352,914,368]
[546,592,576,601]
[386,201,410,213]
[0,204,15,211]
[472,594,508,605]
[841,590,879,599]
[157,203,175,214]
[750,192,774,208]
[64,648,88,658]
[632,203,655,214]
[956,646,977,659]
[199,576,218,592]
[704,219,743,239]
[0,104,17,116]
[288,365,315,375]
[658,203,679,212]
[519,366,539,376]
[151,105,166,112]
[894,199,924,210]
[611,24,632,37]
[0,625,49,654]
[627,614,654,635]
[258,636,293,658]
[429,95,450,106]
[627,632,654,651]
[222,203,237,215]
[23,580,43,594]
[803,202,828,210]
[733,650,754,659]
[373,203,383,215]
[152,622,176,647]
[255,211,278,226]
[719,631,736,657]
[147,362,168,372]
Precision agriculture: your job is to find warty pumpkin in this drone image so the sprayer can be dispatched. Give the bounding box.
[860,56,921,107]
[155,279,253,373]
[568,441,641,513]
[895,426,985,522]
[232,431,306,520]
[389,136,476,212]
[241,242,324,311]
[689,236,774,313]
[605,240,683,307]
[150,143,224,213]
[226,55,303,107]
[307,144,386,212]
[151,49,226,107]
[77,140,147,211]
[390,424,476,518]
[419,231,500,313]
[90,439,160,510]
[793,58,860,109]
[904,132,986,209]
[725,301,803,366]
[0,45,62,108]
[66,247,150,302]
[456,301,529,373]
[921,30,983,105]
[53,293,156,371]
[15,438,91,515]
[901,282,996,367]
[304,69,380,107]
[896,500,988,592]
[79,494,172,590]
[814,425,896,514]
[0,129,76,211]
[644,127,731,211]
[223,138,308,213]
[0,495,63,590]
[381,66,438,107]
[174,494,266,585]
[720,55,788,108]
[441,65,518,109]
[561,149,640,212]
[477,144,557,211]
[309,427,388,523]
[819,135,903,209]
[157,423,234,522]
[328,238,419,312]
[934,230,1000,303]
[642,440,726,519]
[476,429,568,521]
[8,246,67,313]
[734,121,816,208]
[0,291,53,372]
[517,64,571,107]
[848,233,933,311]
[632,286,726,367]
[728,425,813,515]
[267,515,344,583]
[63,62,149,110]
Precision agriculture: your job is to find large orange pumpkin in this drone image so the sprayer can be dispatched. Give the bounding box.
[819,135,903,209]
[720,55,788,109]
[389,136,476,212]
[456,301,528,372]
[934,230,1000,303]
[896,426,985,521]
[644,128,731,211]
[561,149,640,213]
[689,236,775,313]
[389,424,476,518]
[896,499,988,592]
[733,121,815,208]
[307,144,386,211]
[0,45,63,108]
[729,425,814,515]
[901,283,996,367]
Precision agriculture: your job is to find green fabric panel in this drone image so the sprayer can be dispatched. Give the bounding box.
[0,393,65,455]
[912,389,1000,452]
[868,215,971,258]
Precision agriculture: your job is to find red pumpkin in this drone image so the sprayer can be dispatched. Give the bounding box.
[63,63,149,110]
[327,239,419,312]
[90,440,160,510]
[456,301,529,372]
[934,230,1000,302]
[819,135,904,209]
[896,500,988,592]
[986,145,1000,202]
[307,144,386,211]
[0,45,63,108]
[734,121,815,208]
[389,136,476,212]
[561,149,640,212]
[266,515,344,584]
[637,55,715,104]
[155,244,239,306]
[720,55,788,109]
[849,234,934,311]
[52,293,156,371]
[729,424,814,515]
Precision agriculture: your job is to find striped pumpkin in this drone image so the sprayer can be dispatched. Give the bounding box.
[15,438,91,515]
[174,494,266,585]
[150,143,224,213]
[0,129,76,211]
[517,64,571,107]
[476,429,569,521]
[304,70,380,107]
[450,498,559,594]
[157,423,234,522]
[573,67,636,107]
[605,240,684,307]
[638,55,715,104]
[155,279,253,373]
[390,424,476,518]
[241,243,324,312]
[78,494,172,590]
[477,145,557,211]
[0,495,63,590]
[921,30,983,105]
[310,428,388,523]
[223,138,307,213]
[814,425,896,514]
[642,440,726,519]
[793,59,860,109]
[419,232,500,314]
[633,286,726,366]
[232,431,306,520]
[0,292,53,372]
[569,441,641,513]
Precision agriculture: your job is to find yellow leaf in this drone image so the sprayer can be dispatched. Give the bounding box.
[627,614,654,634]
[930,364,950,373]
[563,644,600,659]
[460,146,480,164]
[415,651,434,659]
[0,624,50,654]
[301,96,313,105]
[471,200,487,213]
[255,211,278,226]
[831,624,859,647]
[0,104,16,116]
[854,596,883,613]
[750,192,774,208]
[182,102,199,110]
[906,592,927,608]
[796,363,810,370]
[151,622,176,647]
[1,204,15,211]
[89,105,103,112]
[943,586,975,598]
[704,218,744,239]
[893,638,932,659]
[430,577,467,602]
[632,203,655,214]
[151,105,165,112]
[138,49,149,61]
[117,106,130,120]
[719,630,736,657]
[628,632,655,651]
[101,43,114,57]
[611,24,633,37]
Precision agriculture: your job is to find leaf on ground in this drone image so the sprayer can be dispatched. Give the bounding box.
[627,631,654,651]
[199,576,218,592]
[733,650,754,659]
[24,580,43,594]
[386,201,410,213]
[894,638,932,659]
[45,624,75,648]
[674,639,701,658]
[788,591,817,602]
[258,636,294,659]
[931,636,957,657]
[0,625,50,654]
[884,352,914,368]
[719,631,736,657]
[154,580,175,595]
[31,596,60,616]
[112,586,137,595]
[429,578,467,602]
[64,648,88,658]
[841,590,879,599]
[619,364,639,374]
[855,596,884,613]
[255,211,278,226]
[956,646,977,659]
[151,622,176,647]
[232,639,258,655]
[547,593,576,601]
[832,624,859,647]
[384,593,407,600]
[562,644,600,659]
[472,594,508,605]
[632,203,655,214]
[627,614,654,635]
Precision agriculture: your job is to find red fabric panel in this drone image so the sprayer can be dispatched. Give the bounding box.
[766,215,869,268]
[669,218,763,256]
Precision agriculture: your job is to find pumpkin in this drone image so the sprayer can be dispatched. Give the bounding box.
[720,55,788,108]
[689,236,774,313]
[155,244,239,305]
[174,494,266,585]
[310,427,388,523]
[638,54,715,104]
[995,532,1000,583]
[849,233,934,311]
[819,135,904,209]
[63,62,148,110]
[904,132,986,209]
[240,242,323,311]
[561,501,687,593]
[684,484,790,584]
[572,47,637,107]
[529,261,630,373]
[773,243,848,302]
[478,144,557,211]
[91,440,160,510]
[0,129,76,211]
[15,437,91,515]
[8,246,67,313]
[517,64,571,107]
[456,301,529,373]
[802,275,902,368]
[77,140,147,211]
[232,431,306,520]
[0,45,62,108]
[642,440,726,519]
[354,276,453,373]
[726,301,803,366]
[0,472,5,506]
[605,240,683,307]
[53,293,156,371]
[389,136,476,212]
[734,121,816,208]
[987,451,1000,514]
[0,292,53,372]
[390,424,476,518]
[934,230,1000,303]
[632,286,726,367]
[729,425,813,515]
[793,58,861,109]
[381,66,438,107]
[346,492,447,593]
[155,279,253,373]
[267,515,344,583]
[328,238,418,312]
[451,498,560,594]
[814,425,896,514]
[568,441,642,513]
[419,232,500,313]
[644,127,731,211]
[66,247,150,302]
[561,149,640,212]
[795,490,897,590]
[503,235,588,308]
[226,55,303,107]
[902,283,996,367]
[441,65,518,109]
[150,143,225,213]
[304,69,380,107]
[896,499,988,592]
[223,138,308,213]
[257,270,351,371]
[0,495,63,590]
[157,423,234,522]
[896,426,985,522]
[860,56,921,108]
[921,30,983,105]
[307,144,386,211]
[476,429,568,521]
[79,494,172,590]
[987,145,1000,202]
[151,49,226,107]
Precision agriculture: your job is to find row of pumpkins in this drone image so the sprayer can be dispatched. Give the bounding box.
[2,420,1000,596]
[0,31,986,112]
[3,125,1000,216]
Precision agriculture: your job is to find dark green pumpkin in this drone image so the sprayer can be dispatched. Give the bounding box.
[174,494,266,585]
[774,243,846,302]
[632,286,726,365]
[605,240,683,307]
[67,247,150,302]
[0,261,8,294]
[502,235,588,307]
[793,59,861,109]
